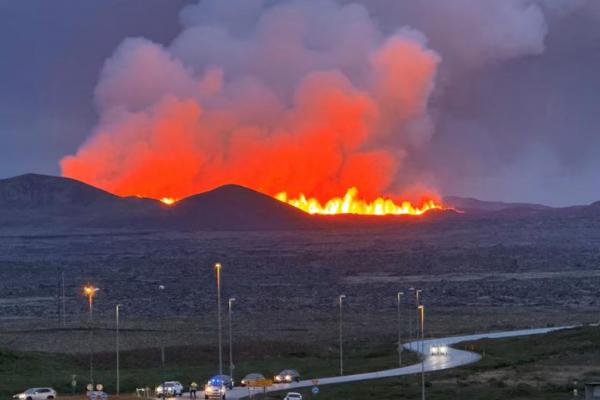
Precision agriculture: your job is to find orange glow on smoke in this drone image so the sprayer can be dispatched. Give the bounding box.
[276,187,443,216]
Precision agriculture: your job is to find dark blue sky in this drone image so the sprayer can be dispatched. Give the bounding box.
[1,0,599,206]
[0,0,191,176]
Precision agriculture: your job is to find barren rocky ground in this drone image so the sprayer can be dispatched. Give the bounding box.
[0,213,599,354]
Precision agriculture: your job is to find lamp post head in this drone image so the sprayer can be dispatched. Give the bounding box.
[158,284,165,291]
[229,297,236,305]
[83,285,99,298]
[215,262,222,270]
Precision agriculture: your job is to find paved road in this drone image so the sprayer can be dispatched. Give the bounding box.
[195,326,572,400]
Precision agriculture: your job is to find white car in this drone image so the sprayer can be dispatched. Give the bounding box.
[156,381,184,397]
[283,393,302,400]
[13,388,57,400]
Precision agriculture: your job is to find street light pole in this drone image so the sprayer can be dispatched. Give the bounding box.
[418,304,425,400]
[415,289,422,341]
[408,287,415,342]
[396,291,404,367]
[228,298,236,381]
[215,263,223,376]
[158,285,166,397]
[116,304,121,396]
[84,285,99,387]
[338,294,346,376]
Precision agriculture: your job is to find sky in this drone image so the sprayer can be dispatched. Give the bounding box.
[1,0,599,206]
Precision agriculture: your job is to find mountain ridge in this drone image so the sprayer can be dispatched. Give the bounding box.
[1,173,599,232]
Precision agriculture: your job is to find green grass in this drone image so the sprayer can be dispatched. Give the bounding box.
[0,335,417,397]
[257,326,600,400]
[3,326,599,399]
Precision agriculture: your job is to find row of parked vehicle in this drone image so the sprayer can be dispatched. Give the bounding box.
[11,369,302,400]
[156,369,302,399]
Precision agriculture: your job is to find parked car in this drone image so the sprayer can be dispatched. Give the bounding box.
[274,369,300,383]
[13,388,57,400]
[240,373,266,386]
[155,381,184,397]
[207,375,234,390]
[283,392,303,400]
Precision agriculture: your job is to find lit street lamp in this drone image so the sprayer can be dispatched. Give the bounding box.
[228,297,236,381]
[83,285,99,386]
[418,304,425,400]
[396,291,404,367]
[338,294,346,376]
[158,285,166,397]
[215,263,223,376]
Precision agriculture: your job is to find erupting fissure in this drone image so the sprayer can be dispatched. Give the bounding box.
[275,187,443,216]
[160,197,177,205]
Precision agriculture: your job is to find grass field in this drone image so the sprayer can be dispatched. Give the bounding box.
[261,326,600,400]
[0,334,417,397]
[2,326,599,399]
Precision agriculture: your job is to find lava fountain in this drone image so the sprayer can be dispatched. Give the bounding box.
[276,187,443,216]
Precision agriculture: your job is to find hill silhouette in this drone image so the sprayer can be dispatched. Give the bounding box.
[3,173,599,233]
[0,174,314,231]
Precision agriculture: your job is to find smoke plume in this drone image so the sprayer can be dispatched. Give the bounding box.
[60,0,439,202]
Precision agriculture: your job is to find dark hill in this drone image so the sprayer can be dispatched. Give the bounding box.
[4,173,598,233]
[0,173,119,209]
[444,195,550,213]
[0,174,161,230]
[0,175,316,231]
[170,184,315,230]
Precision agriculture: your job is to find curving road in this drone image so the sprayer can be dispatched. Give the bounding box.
[201,326,572,400]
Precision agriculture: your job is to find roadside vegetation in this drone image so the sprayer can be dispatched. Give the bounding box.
[2,326,599,399]
[262,326,600,400]
[0,335,417,397]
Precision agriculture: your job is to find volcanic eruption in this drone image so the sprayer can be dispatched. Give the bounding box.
[60,0,443,216]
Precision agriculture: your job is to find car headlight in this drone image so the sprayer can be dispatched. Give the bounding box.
[18,394,26,400]
[275,376,281,381]
[156,387,163,393]
[285,375,292,381]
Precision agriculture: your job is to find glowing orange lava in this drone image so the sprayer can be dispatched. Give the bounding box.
[275,187,443,216]
[160,197,177,205]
